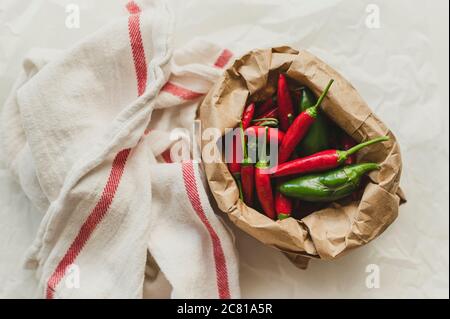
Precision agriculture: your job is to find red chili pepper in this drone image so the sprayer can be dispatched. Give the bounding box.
[226,136,241,176]
[245,126,285,145]
[277,74,295,132]
[255,127,276,219]
[341,133,357,164]
[275,184,292,220]
[278,79,334,164]
[272,136,389,177]
[241,103,255,130]
[241,165,254,206]
[226,131,243,199]
[256,97,275,117]
[245,126,284,167]
[239,122,255,206]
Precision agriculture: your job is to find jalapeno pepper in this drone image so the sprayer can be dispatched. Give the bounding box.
[297,86,330,156]
[272,136,389,177]
[279,163,380,202]
[255,127,276,219]
[299,86,315,110]
[278,79,334,164]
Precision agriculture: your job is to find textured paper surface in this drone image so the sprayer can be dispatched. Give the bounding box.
[199,47,404,266]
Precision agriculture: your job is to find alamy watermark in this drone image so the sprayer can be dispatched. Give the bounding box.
[64,263,80,289]
[365,263,380,289]
[65,4,80,29]
[365,4,381,29]
[165,122,279,171]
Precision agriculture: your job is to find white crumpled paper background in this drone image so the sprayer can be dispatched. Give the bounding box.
[0,0,448,298]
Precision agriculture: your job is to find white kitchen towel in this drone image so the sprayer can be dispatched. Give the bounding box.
[1,0,239,299]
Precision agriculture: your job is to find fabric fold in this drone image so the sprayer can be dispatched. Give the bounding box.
[1,0,240,299]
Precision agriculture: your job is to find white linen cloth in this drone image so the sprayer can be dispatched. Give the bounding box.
[1,0,239,298]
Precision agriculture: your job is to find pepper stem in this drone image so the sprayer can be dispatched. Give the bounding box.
[258,120,278,127]
[278,213,290,220]
[239,121,248,160]
[257,127,269,167]
[314,79,334,109]
[339,136,389,162]
[252,117,278,123]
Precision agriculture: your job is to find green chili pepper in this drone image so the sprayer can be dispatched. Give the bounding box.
[297,86,330,156]
[279,163,380,202]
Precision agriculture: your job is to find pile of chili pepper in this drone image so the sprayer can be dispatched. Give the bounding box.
[228,74,389,221]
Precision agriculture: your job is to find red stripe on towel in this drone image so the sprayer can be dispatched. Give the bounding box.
[126,1,141,14]
[214,49,233,68]
[127,1,147,96]
[182,161,231,299]
[161,49,233,100]
[46,149,131,299]
[161,82,204,100]
[46,1,147,298]
[161,149,173,163]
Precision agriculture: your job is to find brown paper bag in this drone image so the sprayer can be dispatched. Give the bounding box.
[198,47,405,269]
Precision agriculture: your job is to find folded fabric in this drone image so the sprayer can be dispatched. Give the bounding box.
[1,0,239,299]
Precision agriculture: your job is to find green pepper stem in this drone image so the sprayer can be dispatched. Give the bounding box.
[251,117,278,123]
[313,79,334,109]
[256,127,269,167]
[277,213,290,220]
[344,136,389,157]
[259,120,278,127]
[239,121,248,160]
[306,106,318,118]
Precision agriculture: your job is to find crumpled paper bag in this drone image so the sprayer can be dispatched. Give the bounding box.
[199,46,405,268]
